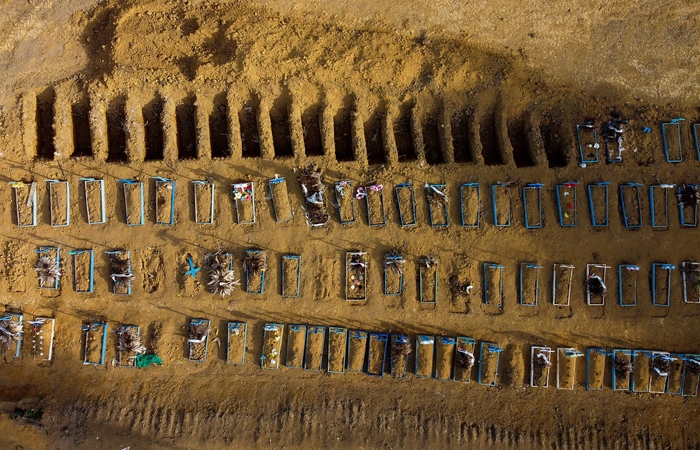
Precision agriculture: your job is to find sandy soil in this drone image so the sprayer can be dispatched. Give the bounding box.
[0,0,700,448]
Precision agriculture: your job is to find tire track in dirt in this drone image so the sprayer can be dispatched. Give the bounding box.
[45,382,687,449]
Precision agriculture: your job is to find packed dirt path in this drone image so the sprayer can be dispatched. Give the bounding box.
[0,0,700,448]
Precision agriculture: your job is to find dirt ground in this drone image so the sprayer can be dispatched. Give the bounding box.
[1,0,700,448]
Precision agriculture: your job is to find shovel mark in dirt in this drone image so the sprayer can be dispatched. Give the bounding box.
[143,96,164,161]
[36,87,56,160]
[106,96,128,162]
[71,99,93,157]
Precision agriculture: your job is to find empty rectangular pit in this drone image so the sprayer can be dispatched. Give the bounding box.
[480,111,502,165]
[394,108,417,161]
[71,101,93,157]
[364,111,386,165]
[423,116,444,165]
[508,119,534,167]
[143,97,164,160]
[301,105,323,156]
[271,98,293,158]
[176,99,197,159]
[107,98,128,162]
[452,110,473,163]
[334,107,354,161]
[36,88,56,160]
[540,119,568,167]
[209,95,230,158]
[239,102,261,158]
